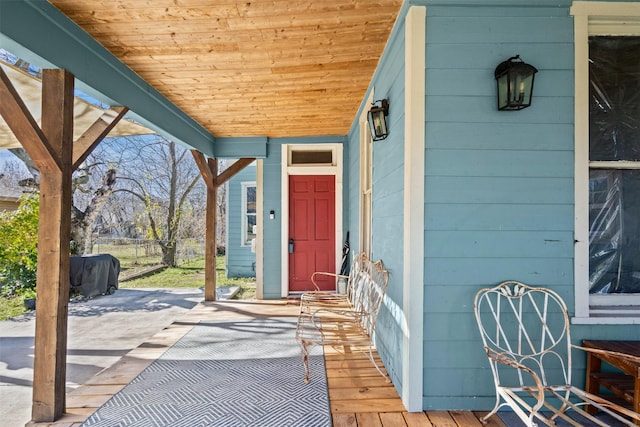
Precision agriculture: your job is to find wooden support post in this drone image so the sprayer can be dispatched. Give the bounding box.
[192,153,255,301]
[1,66,131,423]
[206,159,218,301]
[32,69,75,422]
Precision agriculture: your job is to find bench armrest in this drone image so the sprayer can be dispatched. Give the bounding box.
[484,347,545,406]
[311,307,369,321]
[311,272,349,291]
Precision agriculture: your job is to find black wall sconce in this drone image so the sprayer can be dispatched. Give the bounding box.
[368,99,389,140]
[494,55,538,111]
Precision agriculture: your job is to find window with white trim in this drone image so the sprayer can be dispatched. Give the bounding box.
[360,119,373,257]
[572,2,640,322]
[241,182,256,246]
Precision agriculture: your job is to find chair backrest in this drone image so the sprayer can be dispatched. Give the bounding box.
[352,256,389,337]
[346,252,367,301]
[474,281,573,388]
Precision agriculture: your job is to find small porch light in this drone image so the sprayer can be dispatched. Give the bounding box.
[494,55,538,111]
[368,99,389,141]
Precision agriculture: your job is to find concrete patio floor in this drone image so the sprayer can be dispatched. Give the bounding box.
[0,287,203,427]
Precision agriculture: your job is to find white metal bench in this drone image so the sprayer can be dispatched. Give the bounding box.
[295,252,390,384]
[474,281,640,427]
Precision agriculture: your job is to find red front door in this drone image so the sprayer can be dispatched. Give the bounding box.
[288,175,335,292]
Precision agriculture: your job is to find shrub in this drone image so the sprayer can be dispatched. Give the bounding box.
[0,193,39,297]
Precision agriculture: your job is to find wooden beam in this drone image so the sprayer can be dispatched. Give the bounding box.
[72,106,128,170]
[31,69,74,422]
[204,159,218,301]
[191,150,217,301]
[0,67,59,172]
[214,158,255,186]
[191,153,255,301]
[191,150,215,190]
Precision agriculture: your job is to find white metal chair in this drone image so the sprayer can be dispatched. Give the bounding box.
[296,255,390,383]
[474,281,640,427]
[299,252,366,313]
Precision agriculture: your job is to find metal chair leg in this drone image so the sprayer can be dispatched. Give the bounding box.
[300,341,311,384]
[368,344,390,382]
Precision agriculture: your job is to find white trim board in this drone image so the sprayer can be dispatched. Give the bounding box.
[402,5,426,413]
[571,1,640,323]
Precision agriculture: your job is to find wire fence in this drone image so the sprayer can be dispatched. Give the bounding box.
[90,237,205,269]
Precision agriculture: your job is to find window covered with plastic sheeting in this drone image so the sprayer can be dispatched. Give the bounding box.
[588,36,640,295]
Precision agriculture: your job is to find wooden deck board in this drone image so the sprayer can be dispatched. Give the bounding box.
[330,385,402,400]
[450,411,485,426]
[356,412,384,427]
[403,411,434,427]
[333,413,358,427]
[379,412,409,426]
[426,411,459,426]
[332,397,407,413]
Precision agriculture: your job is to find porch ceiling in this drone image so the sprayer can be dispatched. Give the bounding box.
[47,0,402,139]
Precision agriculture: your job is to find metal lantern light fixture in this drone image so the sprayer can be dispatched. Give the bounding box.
[368,99,389,140]
[494,55,538,111]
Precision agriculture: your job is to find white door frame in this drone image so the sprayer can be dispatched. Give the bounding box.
[280,143,343,297]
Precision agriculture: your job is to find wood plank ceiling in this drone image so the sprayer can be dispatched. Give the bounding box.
[48,1,403,139]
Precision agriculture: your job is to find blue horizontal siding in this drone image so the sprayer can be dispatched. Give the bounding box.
[426,96,573,124]
[425,230,573,258]
[261,143,282,298]
[425,149,573,177]
[424,396,496,412]
[424,258,574,287]
[426,16,573,44]
[421,4,577,410]
[424,367,495,398]
[426,42,574,70]
[425,176,573,204]
[426,122,573,151]
[427,68,574,97]
[424,286,571,317]
[424,4,571,18]
[226,165,256,278]
[426,204,574,231]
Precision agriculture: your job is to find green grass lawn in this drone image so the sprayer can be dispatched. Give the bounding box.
[121,257,256,299]
[0,294,31,321]
[0,256,256,321]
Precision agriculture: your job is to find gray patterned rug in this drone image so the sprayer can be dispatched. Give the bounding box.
[82,317,330,427]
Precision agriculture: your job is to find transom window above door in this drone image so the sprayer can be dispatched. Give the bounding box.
[287,146,336,166]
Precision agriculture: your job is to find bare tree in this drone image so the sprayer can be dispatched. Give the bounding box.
[7,148,39,187]
[5,132,210,265]
[3,148,118,255]
[70,167,118,254]
[0,156,30,188]
[114,135,203,266]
